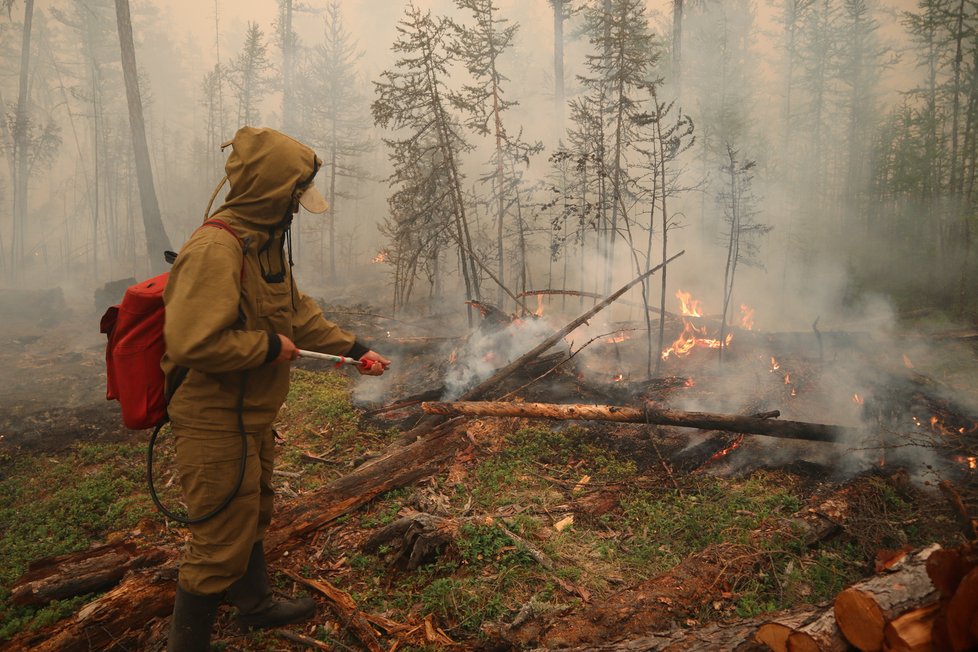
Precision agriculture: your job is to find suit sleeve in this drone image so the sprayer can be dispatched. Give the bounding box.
[291,289,360,356]
[163,236,270,373]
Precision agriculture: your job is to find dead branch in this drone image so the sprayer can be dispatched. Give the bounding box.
[421,401,863,443]
[283,571,385,652]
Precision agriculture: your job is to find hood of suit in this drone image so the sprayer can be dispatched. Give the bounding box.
[215,127,322,245]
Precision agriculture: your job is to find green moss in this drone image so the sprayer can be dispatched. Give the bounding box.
[0,442,151,640]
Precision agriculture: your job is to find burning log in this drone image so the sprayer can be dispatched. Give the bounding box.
[420,401,863,444]
[398,251,685,442]
[832,544,940,651]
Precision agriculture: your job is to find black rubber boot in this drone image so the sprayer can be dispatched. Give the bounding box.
[227,542,316,633]
[167,585,220,652]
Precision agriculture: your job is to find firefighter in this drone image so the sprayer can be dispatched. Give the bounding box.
[162,126,389,650]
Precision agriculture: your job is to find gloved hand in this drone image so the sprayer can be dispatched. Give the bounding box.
[358,350,390,376]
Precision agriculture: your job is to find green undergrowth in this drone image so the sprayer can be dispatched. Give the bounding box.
[319,423,949,645]
[0,441,151,640]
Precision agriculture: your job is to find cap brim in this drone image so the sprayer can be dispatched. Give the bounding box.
[298,185,329,214]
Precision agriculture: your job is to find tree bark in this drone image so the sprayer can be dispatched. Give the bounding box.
[10,542,170,607]
[6,568,176,651]
[833,544,940,651]
[114,0,171,273]
[421,401,862,443]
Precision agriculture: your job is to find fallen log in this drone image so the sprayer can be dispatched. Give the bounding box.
[400,251,685,442]
[421,401,863,443]
[833,544,940,651]
[9,542,170,607]
[6,568,175,651]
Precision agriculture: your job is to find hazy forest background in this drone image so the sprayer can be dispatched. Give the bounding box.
[1,0,976,335]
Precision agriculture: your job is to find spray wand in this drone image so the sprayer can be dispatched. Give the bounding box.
[297,349,367,368]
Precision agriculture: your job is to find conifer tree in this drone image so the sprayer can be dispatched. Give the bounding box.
[450,0,542,307]
[299,0,372,282]
[373,3,480,315]
[578,0,656,294]
[227,22,274,127]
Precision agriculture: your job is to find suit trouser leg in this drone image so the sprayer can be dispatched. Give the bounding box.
[172,425,275,596]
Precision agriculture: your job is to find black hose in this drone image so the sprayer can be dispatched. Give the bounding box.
[147,373,249,524]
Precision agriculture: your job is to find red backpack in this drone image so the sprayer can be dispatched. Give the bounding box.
[100,219,243,429]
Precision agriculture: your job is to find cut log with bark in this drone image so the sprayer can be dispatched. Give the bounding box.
[421,401,863,443]
[882,603,939,652]
[785,606,848,652]
[9,541,170,606]
[833,544,940,651]
[755,608,822,652]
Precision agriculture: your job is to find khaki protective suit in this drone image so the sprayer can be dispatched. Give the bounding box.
[162,127,363,596]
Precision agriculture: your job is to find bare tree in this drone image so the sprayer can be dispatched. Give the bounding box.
[114,0,170,273]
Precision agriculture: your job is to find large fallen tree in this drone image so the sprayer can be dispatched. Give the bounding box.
[420,401,864,443]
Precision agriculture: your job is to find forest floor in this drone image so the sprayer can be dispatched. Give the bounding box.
[0,296,976,650]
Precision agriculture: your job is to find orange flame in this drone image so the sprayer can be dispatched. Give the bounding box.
[852,393,864,405]
[612,373,624,382]
[770,357,780,372]
[534,295,545,317]
[739,304,755,330]
[954,456,978,470]
[606,331,629,344]
[784,373,791,385]
[372,250,389,264]
[660,291,733,359]
[448,349,458,364]
[676,290,702,317]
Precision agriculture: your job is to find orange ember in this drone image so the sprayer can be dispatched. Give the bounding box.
[534,295,545,317]
[706,434,745,463]
[371,250,389,264]
[784,373,791,385]
[852,393,864,405]
[612,373,624,382]
[739,304,755,330]
[770,357,780,371]
[902,353,914,369]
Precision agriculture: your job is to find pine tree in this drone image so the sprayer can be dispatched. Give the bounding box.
[450,0,542,308]
[227,22,274,127]
[298,0,372,283]
[578,0,657,294]
[373,3,480,315]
